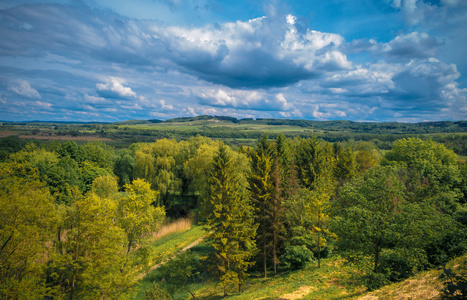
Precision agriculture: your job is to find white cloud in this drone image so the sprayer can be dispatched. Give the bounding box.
[8,79,41,99]
[34,101,52,109]
[159,100,174,111]
[149,13,350,88]
[198,88,294,111]
[96,77,136,99]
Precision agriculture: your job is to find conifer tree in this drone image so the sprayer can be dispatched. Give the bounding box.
[249,137,274,278]
[202,144,257,296]
[270,159,287,275]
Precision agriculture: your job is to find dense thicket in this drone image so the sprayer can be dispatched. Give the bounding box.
[0,134,465,298]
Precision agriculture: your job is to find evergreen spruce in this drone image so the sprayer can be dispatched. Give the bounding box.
[202,144,257,296]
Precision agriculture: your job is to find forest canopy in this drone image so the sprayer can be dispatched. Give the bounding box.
[0,133,466,299]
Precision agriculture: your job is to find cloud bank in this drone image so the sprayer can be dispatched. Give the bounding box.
[0,0,465,122]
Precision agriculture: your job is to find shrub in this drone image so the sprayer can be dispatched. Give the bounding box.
[280,245,314,270]
[377,248,428,282]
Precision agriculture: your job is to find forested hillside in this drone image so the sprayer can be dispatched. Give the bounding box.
[1,132,466,299]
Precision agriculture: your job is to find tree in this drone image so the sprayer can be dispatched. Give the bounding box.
[80,160,110,192]
[201,144,257,296]
[81,141,115,172]
[0,163,59,299]
[383,138,461,211]
[296,137,335,189]
[48,188,133,299]
[118,179,165,254]
[114,149,136,188]
[306,177,334,268]
[249,134,274,278]
[331,165,449,288]
[269,159,287,275]
[90,174,119,199]
[334,145,358,183]
[46,156,82,204]
[56,141,85,164]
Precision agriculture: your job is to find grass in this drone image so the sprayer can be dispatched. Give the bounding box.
[151,218,193,241]
[132,224,205,299]
[138,248,466,300]
[193,257,363,300]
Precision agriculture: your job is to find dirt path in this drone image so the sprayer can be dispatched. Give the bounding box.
[135,236,205,281]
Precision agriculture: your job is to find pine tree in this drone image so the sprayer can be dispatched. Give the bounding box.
[270,159,287,275]
[202,144,257,296]
[249,141,274,278]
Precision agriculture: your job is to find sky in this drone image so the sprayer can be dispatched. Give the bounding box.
[0,0,466,122]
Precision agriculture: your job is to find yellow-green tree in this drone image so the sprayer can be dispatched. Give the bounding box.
[305,177,335,268]
[49,188,133,299]
[118,178,165,254]
[0,162,59,299]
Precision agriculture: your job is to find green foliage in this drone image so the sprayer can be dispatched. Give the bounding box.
[334,145,359,182]
[383,138,461,205]
[46,156,82,204]
[280,245,314,271]
[439,257,467,299]
[0,136,25,161]
[81,141,115,172]
[56,140,85,163]
[361,271,391,291]
[144,283,172,300]
[90,174,119,199]
[48,189,133,299]
[114,149,136,188]
[156,250,200,299]
[202,143,257,296]
[377,248,429,282]
[249,134,275,278]
[0,162,59,299]
[80,160,110,192]
[118,178,165,254]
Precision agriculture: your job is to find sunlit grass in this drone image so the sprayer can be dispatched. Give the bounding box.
[132,225,205,299]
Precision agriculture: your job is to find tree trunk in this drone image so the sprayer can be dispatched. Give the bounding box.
[374,244,380,273]
[317,211,321,268]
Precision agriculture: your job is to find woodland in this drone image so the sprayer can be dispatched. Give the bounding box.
[0,118,466,299]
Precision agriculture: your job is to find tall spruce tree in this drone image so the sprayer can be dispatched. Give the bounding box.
[202,144,257,296]
[270,159,287,275]
[249,134,274,278]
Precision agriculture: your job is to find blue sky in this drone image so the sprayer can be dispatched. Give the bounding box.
[0,0,466,122]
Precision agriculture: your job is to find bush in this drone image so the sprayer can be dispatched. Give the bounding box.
[280,245,314,270]
[439,257,467,300]
[144,282,171,300]
[377,248,428,282]
[362,272,390,291]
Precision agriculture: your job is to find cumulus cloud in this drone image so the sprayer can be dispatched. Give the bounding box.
[150,13,350,88]
[159,100,174,111]
[382,32,439,60]
[347,32,439,61]
[0,2,466,122]
[198,88,294,111]
[96,77,136,99]
[7,79,41,99]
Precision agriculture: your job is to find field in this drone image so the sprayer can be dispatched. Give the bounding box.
[2,117,467,155]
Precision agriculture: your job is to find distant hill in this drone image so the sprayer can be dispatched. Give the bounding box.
[158,116,467,134]
[164,115,239,123]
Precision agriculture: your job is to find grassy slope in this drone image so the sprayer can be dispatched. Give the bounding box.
[192,256,455,300]
[132,220,465,300]
[132,225,205,299]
